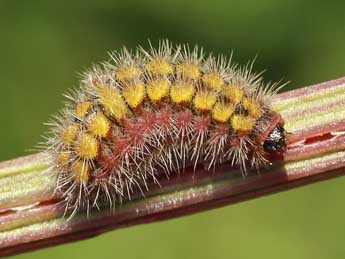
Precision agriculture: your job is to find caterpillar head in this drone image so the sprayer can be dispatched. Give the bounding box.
[263,123,287,154]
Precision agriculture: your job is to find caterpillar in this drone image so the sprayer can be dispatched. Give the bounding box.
[45,40,287,216]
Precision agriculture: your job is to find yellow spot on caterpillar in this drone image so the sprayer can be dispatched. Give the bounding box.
[58,152,70,167]
[122,82,146,109]
[223,84,244,104]
[193,90,217,110]
[76,101,91,118]
[176,63,201,80]
[212,102,235,123]
[88,113,110,138]
[202,73,224,91]
[72,161,89,184]
[170,82,195,104]
[146,59,173,75]
[243,98,262,118]
[75,133,99,160]
[96,85,128,120]
[116,65,141,82]
[147,79,170,102]
[62,124,79,146]
[231,115,255,132]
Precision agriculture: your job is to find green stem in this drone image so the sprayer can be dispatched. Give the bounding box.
[0,77,345,257]
[0,154,52,212]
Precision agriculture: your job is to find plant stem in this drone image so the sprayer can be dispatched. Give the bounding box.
[1,77,345,257]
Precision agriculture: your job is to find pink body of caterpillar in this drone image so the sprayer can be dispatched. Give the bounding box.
[45,41,287,216]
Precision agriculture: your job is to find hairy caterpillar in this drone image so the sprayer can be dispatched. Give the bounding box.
[45,40,287,216]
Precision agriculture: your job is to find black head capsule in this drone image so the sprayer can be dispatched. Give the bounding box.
[263,124,287,153]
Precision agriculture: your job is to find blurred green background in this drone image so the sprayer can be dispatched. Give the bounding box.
[1,1,345,258]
